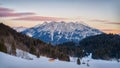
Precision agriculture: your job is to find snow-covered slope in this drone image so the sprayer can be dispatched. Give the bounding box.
[13,26,28,32]
[16,49,33,60]
[0,52,120,68]
[22,21,103,44]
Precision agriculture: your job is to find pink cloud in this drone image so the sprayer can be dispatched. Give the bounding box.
[13,16,68,21]
[100,29,120,34]
[0,7,35,17]
[0,7,14,12]
[90,19,120,25]
[106,22,120,25]
[90,19,107,22]
[0,12,35,17]
[0,6,67,21]
[100,29,114,31]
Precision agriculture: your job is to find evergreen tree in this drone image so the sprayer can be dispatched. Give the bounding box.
[77,58,81,65]
[37,52,40,58]
[11,42,16,55]
[30,45,36,55]
[0,40,7,53]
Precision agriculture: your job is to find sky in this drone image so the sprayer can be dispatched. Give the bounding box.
[0,0,120,34]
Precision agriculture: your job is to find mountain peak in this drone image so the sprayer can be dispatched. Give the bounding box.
[33,21,91,32]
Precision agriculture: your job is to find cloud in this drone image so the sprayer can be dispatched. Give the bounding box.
[0,7,35,17]
[90,19,120,25]
[13,16,68,21]
[100,29,120,34]
[106,22,120,25]
[100,29,115,31]
[0,7,14,12]
[0,12,35,17]
[0,6,67,21]
[90,19,107,22]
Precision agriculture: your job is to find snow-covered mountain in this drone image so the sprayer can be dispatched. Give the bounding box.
[21,21,103,45]
[13,26,28,32]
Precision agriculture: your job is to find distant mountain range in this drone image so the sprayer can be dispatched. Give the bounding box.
[15,21,103,45]
[14,21,103,44]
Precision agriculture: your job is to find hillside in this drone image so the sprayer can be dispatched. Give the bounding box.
[0,23,46,55]
[79,34,120,60]
[58,34,120,60]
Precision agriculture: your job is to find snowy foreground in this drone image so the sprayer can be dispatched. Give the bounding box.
[0,51,120,68]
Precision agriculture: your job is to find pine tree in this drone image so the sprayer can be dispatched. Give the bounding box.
[37,52,40,58]
[0,40,7,53]
[11,42,16,55]
[30,45,36,55]
[77,58,81,65]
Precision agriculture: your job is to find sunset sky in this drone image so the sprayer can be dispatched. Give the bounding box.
[0,0,120,34]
